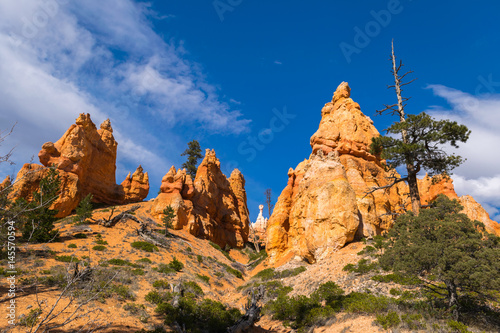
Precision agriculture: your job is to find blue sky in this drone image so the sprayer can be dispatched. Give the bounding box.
[1,0,499,221]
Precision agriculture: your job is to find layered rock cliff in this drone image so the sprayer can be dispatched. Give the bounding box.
[152,149,250,248]
[267,82,499,264]
[10,114,149,217]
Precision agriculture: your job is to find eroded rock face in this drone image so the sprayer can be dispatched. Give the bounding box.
[267,82,499,263]
[152,149,250,248]
[267,150,359,264]
[10,114,149,217]
[0,175,11,191]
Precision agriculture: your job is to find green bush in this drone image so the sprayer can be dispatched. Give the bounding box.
[376,311,401,329]
[67,243,77,248]
[447,320,472,333]
[196,274,210,284]
[153,279,170,289]
[131,268,145,276]
[19,308,42,327]
[131,241,158,252]
[145,290,164,305]
[371,273,420,285]
[343,292,390,313]
[342,259,378,274]
[157,264,176,275]
[55,255,80,263]
[92,245,106,251]
[168,257,184,272]
[137,257,153,264]
[111,284,135,301]
[182,281,204,296]
[196,255,203,263]
[401,313,425,330]
[223,264,243,279]
[73,233,87,239]
[253,268,275,281]
[357,245,376,255]
[155,296,241,332]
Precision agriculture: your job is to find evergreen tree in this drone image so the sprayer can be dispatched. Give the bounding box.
[74,193,93,224]
[379,195,500,319]
[370,42,469,215]
[21,168,61,243]
[162,205,175,236]
[181,140,203,179]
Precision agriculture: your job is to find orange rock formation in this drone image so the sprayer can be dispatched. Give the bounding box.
[10,114,149,217]
[267,82,499,264]
[152,149,250,248]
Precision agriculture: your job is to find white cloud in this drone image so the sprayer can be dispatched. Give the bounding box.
[425,85,500,221]
[0,0,249,190]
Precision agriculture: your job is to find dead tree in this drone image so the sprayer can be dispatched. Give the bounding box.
[96,205,140,227]
[228,285,265,333]
[264,189,273,218]
[369,40,420,215]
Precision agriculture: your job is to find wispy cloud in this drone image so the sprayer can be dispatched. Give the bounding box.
[425,85,500,221]
[0,0,250,187]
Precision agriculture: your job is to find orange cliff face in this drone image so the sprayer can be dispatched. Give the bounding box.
[266,82,499,264]
[152,149,250,249]
[9,113,149,217]
[418,175,500,236]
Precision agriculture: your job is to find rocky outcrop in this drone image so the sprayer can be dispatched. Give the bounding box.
[418,175,500,236]
[267,82,499,264]
[267,150,360,263]
[0,175,11,191]
[10,114,149,217]
[152,149,250,248]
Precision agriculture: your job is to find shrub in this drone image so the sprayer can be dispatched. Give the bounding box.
[131,241,158,252]
[73,233,87,239]
[92,245,106,251]
[74,193,94,224]
[376,311,401,329]
[253,268,275,281]
[153,279,170,289]
[342,259,378,274]
[186,247,192,252]
[19,308,42,327]
[311,281,344,310]
[343,292,390,313]
[157,264,176,275]
[108,258,130,266]
[196,274,210,284]
[182,281,204,296]
[155,297,241,332]
[67,243,77,248]
[111,284,135,301]
[137,258,152,264]
[447,320,472,333]
[145,290,164,305]
[55,255,80,263]
[223,264,243,279]
[131,268,145,276]
[357,245,376,255]
[197,255,203,263]
[168,257,184,272]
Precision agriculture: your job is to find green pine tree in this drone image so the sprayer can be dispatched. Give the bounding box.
[181,140,203,179]
[21,168,61,243]
[370,42,469,215]
[162,205,176,237]
[379,195,500,319]
[74,193,94,224]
